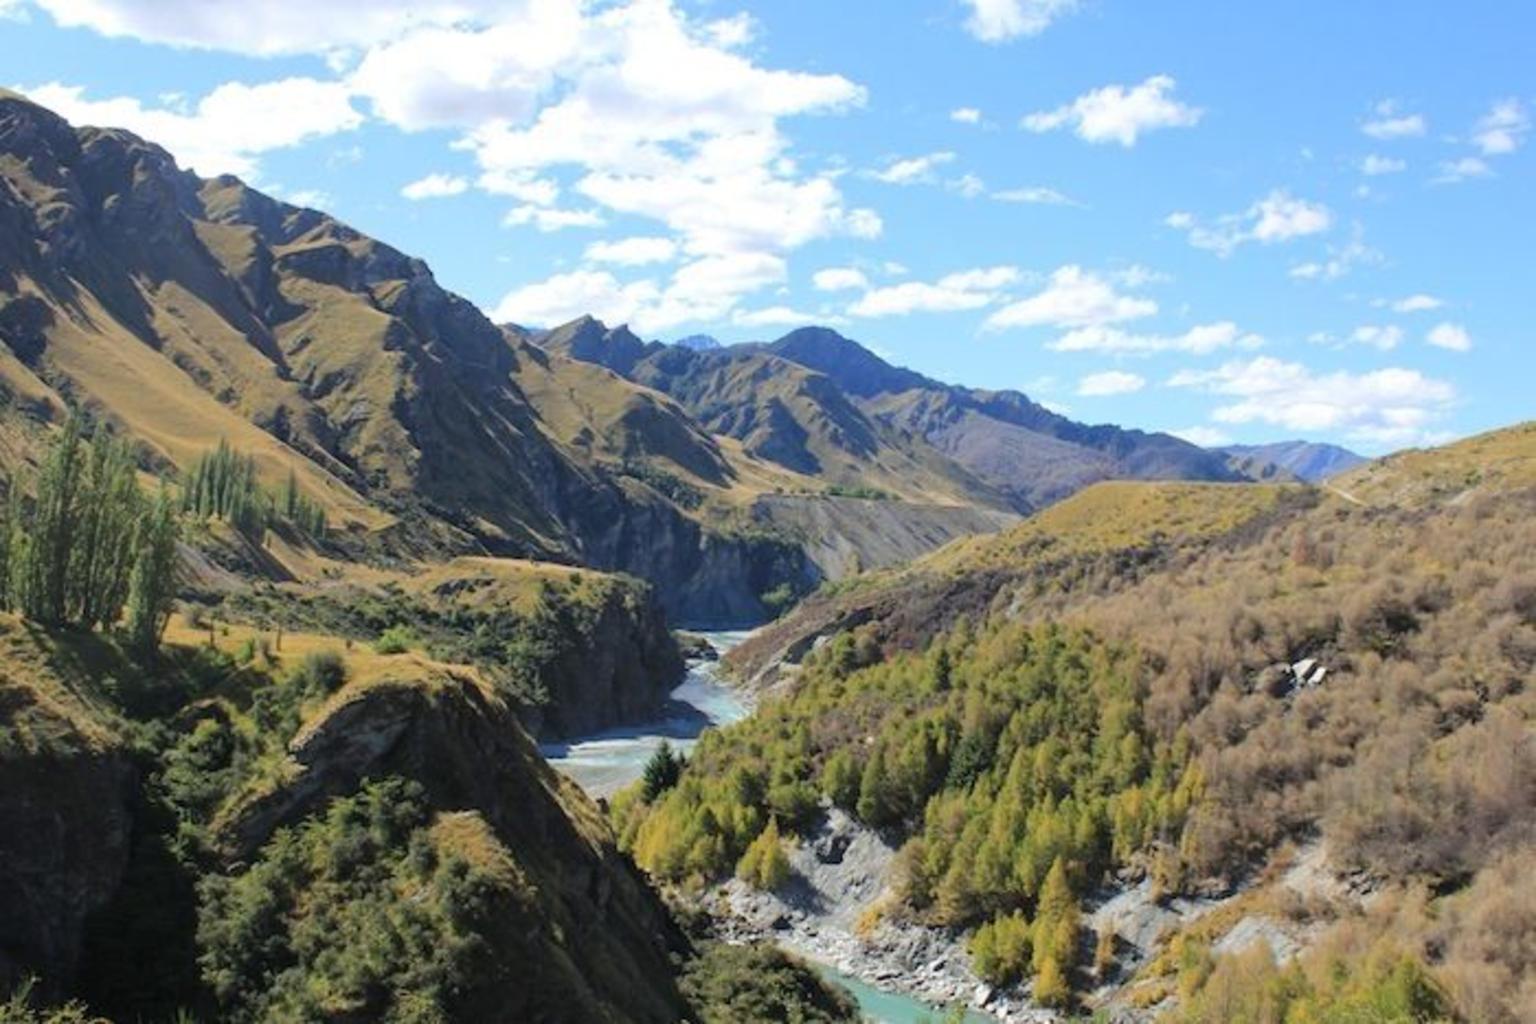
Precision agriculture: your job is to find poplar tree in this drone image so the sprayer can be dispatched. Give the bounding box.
[126,483,180,654]
[14,414,86,625]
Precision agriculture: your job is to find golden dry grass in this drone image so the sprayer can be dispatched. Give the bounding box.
[32,286,388,530]
[162,611,484,691]
[1331,420,1536,508]
[927,480,1295,573]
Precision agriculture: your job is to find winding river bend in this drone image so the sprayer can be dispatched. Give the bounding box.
[542,629,1000,1024]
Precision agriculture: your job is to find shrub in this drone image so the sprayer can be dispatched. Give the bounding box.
[375,625,416,655]
[291,650,348,697]
[736,819,791,891]
[969,911,1032,986]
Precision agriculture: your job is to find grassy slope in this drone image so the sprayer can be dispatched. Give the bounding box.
[926,480,1295,573]
[727,479,1298,689]
[1331,419,1536,507]
[698,423,1536,1020]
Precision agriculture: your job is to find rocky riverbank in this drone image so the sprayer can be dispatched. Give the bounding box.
[695,810,1351,1023]
[701,809,1058,1022]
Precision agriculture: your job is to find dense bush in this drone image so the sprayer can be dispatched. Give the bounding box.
[197,779,513,1023]
[680,943,858,1024]
[736,817,791,891]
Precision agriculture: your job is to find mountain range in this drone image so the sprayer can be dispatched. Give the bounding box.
[0,88,1269,627]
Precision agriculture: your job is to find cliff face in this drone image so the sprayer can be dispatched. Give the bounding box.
[0,621,135,999]
[404,559,692,736]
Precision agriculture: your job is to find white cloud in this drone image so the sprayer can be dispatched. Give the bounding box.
[1473,98,1529,155]
[1113,264,1170,288]
[1389,294,1443,313]
[584,236,679,266]
[476,168,560,205]
[493,269,661,330]
[18,78,361,177]
[948,173,987,198]
[1359,154,1405,176]
[1173,425,1232,447]
[354,0,871,324]
[1171,189,1332,257]
[1249,191,1333,243]
[278,187,331,209]
[1077,370,1145,397]
[1426,322,1472,352]
[1361,101,1426,140]
[502,204,605,232]
[1348,324,1403,351]
[1022,75,1202,147]
[950,106,982,124]
[1049,321,1261,356]
[1433,156,1493,184]
[400,171,469,199]
[849,265,1020,317]
[959,0,1079,42]
[812,267,870,292]
[1169,355,1455,444]
[349,9,583,132]
[871,151,956,185]
[1288,226,1381,281]
[985,265,1155,331]
[731,305,840,328]
[991,185,1079,206]
[25,0,531,55]
[32,1,873,323]
[493,251,788,334]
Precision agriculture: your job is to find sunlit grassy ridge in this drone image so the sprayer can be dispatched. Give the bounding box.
[1332,419,1536,507]
[927,480,1297,574]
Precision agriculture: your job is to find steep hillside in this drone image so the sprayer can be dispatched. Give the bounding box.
[0,91,828,622]
[0,620,135,1001]
[197,556,684,739]
[728,480,1300,691]
[1219,440,1365,482]
[0,93,1028,623]
[625,423,1536,1021]
[0,613,694,1021]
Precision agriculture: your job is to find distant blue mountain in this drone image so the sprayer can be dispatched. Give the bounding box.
[673,334,722,351]
[1220,441,1367,482]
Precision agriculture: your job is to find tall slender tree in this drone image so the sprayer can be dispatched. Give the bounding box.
[14,414,86,625]
[126,483,180,654]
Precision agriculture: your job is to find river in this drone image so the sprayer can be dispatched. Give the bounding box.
[540,629,1000,1024]
[539,629,755,798]
[814,965,1001,1024]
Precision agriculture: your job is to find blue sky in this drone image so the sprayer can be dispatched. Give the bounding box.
[3,0,1531,452]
